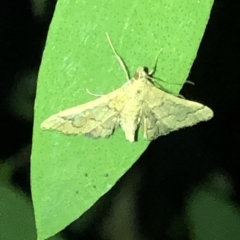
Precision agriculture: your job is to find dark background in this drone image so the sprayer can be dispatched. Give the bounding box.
[1,0,240,239]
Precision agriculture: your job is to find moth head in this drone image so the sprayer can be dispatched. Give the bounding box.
[134,67,149,80]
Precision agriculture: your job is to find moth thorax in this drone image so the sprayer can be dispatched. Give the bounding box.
[134,67,149,80]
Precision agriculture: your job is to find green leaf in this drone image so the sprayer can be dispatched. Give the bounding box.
[31,0,213,239]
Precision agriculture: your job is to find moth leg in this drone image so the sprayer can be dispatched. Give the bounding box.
[86,88,104,97]
[185,80,195,85]
[178,94,185,99]
[105,32,130,82]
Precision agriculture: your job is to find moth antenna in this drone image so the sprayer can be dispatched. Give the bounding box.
[148,48,194,88]
[149,48,163,76]
[105,32,130,82]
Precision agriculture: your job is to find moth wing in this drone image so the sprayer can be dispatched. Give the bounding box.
[41,87,128,139]
[142,85,214,140]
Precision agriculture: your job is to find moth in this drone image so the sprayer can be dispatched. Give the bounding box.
[41,33,213,142]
